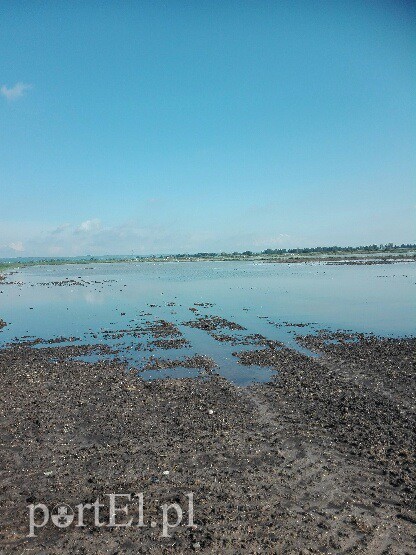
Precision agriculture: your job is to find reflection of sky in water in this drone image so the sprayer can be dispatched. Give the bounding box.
[1,261,414,385]
[83,291,106,305]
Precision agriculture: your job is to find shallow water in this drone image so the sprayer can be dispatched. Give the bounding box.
[1,261,414,384]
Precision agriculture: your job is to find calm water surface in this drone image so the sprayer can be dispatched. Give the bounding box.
[1,261,414,384]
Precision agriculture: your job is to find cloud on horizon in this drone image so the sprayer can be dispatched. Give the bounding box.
[8,241,24,252]
[1,82,32,101]
[0,241,25,256]
[0,219,294,258]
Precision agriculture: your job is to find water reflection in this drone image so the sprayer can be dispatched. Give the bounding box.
[0,261,414,384]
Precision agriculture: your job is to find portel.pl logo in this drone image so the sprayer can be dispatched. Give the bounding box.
[28,493,195,538]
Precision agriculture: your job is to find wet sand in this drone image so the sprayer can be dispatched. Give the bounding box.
[0,334,414,554]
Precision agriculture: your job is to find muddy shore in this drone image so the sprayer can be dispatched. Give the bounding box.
[0,333,414,554]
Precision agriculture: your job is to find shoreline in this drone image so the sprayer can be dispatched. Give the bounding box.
[1,333,414,553]
[1,250,416,275]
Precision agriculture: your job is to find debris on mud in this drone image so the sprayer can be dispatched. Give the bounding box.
[183,315,246,332]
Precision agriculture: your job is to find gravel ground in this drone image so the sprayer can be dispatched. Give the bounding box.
[0,335,415,554]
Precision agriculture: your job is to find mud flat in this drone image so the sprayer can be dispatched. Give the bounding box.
[0,334,415,554]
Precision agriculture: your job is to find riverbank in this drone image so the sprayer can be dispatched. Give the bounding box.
[0,334,414,553]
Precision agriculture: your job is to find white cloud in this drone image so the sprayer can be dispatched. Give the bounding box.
[76,219,101,233]
[1,82,32,101]
[8,241,24,252]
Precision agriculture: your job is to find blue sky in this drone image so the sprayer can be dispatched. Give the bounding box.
[0,1,414,256]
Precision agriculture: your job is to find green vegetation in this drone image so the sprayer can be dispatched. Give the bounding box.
[168,243,415,259]
[260,243,415,255]
[0,262,21,272]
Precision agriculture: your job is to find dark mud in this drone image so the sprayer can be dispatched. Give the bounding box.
[183,315,246,332]
[233,345,285,366]
[6,336,81,347]
[0,333,415,553]
[147,338,191,350]
[141,354,217,373]
[145,320,183,338]
[210,332,271,346]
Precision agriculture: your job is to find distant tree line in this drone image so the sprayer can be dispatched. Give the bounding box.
[260,243,416,255]
[163,243,416,258]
